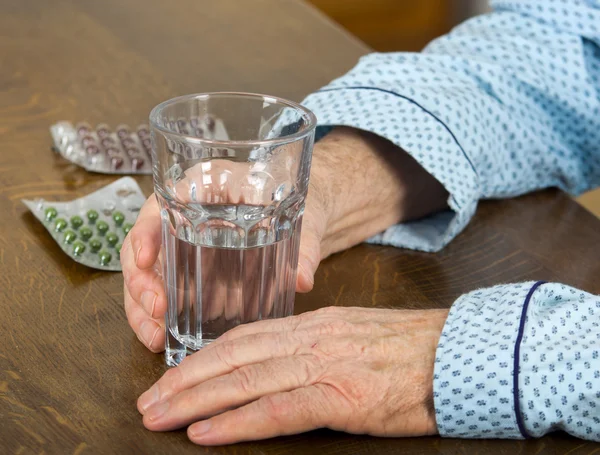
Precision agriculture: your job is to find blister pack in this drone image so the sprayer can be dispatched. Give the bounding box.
[50,121,154,174]
[50,116,227,174]
[23,177,146,271]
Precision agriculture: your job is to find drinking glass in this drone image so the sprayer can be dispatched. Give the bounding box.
[149,93,316,366]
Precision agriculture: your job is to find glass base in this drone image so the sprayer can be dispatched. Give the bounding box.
[165,326,215,367]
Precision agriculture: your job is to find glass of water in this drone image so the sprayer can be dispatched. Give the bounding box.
[149,93,316,366]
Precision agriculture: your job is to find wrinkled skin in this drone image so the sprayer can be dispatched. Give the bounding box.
[137,307,448,445]
[122,127,450,444]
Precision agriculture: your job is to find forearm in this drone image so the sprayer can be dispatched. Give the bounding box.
[312,127,448,257]
[303,1,600,253]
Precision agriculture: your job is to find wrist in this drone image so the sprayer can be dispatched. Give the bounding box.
[384,308,449,436]
[397,308,448,436]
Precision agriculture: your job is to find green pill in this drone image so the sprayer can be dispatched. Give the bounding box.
[44,207,58,221]
[79,226,93,241]
[98,250,112,266]
[122,223,133,236]
[112,211,125,226]
[63,230,77,244]
[72,241,86,256]
[96,220,109,235]
[106,232,119,247]
[87,209,99,223]
[89,238,102,252]
[115,243,122,256]
[70,215,84,230]
[54,218,67,232]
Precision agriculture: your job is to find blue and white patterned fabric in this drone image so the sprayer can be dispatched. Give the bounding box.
[301,0,600,441]
[303,0,600,252]
[435,282,600,441]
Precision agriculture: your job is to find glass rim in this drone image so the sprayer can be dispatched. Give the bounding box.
[149,91,317,147]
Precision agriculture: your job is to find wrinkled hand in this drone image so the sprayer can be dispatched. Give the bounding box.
[136,306,448,445]
[122,126,448,352]
[121,180,327,352]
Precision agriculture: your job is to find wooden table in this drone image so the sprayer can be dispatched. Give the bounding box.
[1,0,599,453]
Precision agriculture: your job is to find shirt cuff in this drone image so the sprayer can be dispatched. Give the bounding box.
[433,281,543,438]
[302,87,479,252]
[519,282,600,441]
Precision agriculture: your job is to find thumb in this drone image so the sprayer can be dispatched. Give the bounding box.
[295,211,324,293]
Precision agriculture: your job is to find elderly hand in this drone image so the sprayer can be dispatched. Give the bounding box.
[121,176,328,352]
[121,126,448,352]
[136,306,448,445]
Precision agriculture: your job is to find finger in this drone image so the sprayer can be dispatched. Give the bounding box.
[137,328,316,413]
[242,245,263,323]
[128,195,161,269]
[223,247,242,322]
[258,249,276,320]
[196,236,229,323]
[208,264,229,323]
[124,284,165,353]
[138,310,396,412]
[212,312,302,346]
[187,384,340,445]
[296,212,322,293]
[142,355,320,431]
[121,235,166,318]
[280,234,298,318]
[215,306,409,346]
[211,306,341,345]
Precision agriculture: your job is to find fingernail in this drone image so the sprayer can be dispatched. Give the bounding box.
[190,420,212,439]
[140,320,159,347]
[138,384,160,413]
[145,400,169,422]
[133,238,142,265]
[141,291,158,317]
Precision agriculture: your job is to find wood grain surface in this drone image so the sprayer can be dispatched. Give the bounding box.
[0,0,598,453]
